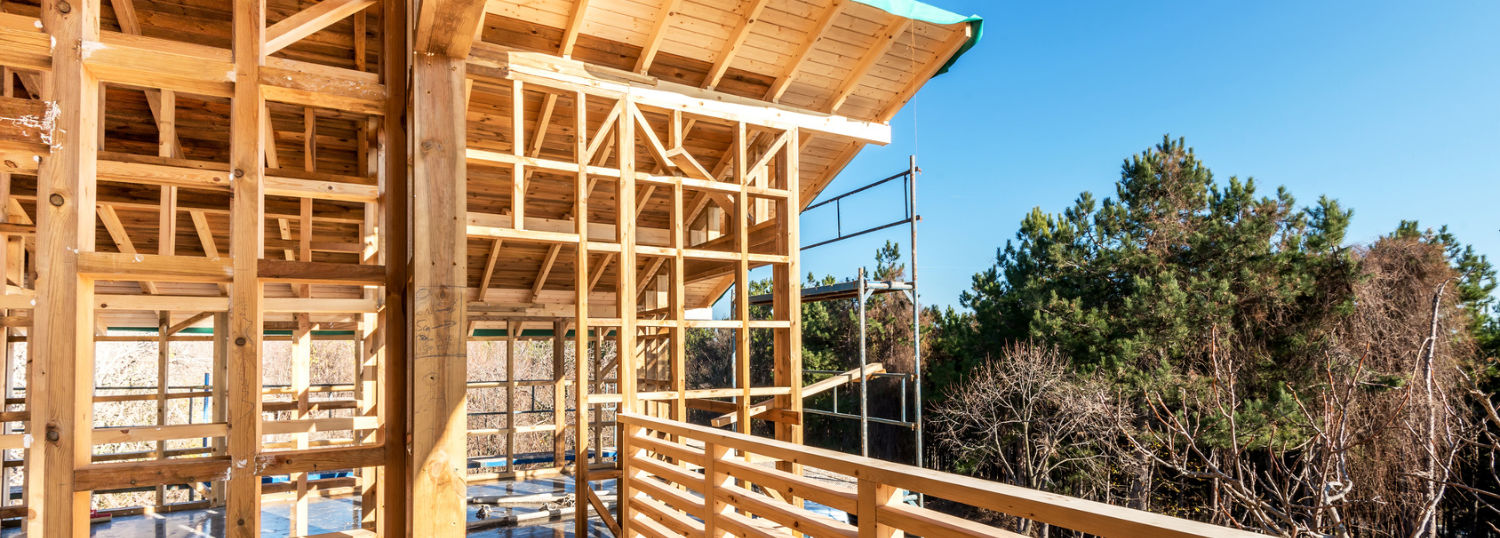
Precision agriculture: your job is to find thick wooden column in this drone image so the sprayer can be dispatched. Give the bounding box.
[29,0,101,533]
[227,0,266,534]
[410,53,468,536]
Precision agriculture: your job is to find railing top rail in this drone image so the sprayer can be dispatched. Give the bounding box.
[618,412,1265,538]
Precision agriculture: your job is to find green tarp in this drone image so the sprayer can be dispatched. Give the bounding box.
[853,0,982,76]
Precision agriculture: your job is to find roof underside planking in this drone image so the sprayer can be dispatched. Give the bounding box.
[0,0,978,332]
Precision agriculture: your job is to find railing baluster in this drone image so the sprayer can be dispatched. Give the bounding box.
[703,440,731,538]
[619,422,638,537]
[858,477,903,538]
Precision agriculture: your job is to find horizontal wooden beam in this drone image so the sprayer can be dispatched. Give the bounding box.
[84,32,235,96]
[265,174,380,202]
[78,253,233,283]
[260,58,386,115]
[257,259,386,285]
[262,416,380,435]
[255,445,384,476]
[264,297,380,313]
[92,423,228,445]
[0,13,53,71]
[0,96,55,147]
[74,457,231,492]
[468,44,891,145]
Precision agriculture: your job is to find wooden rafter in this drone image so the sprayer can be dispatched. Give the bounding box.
[879,23,973,122]
[265,0,376,55]
[826,15,911,114]
[558,0,592,58]
[766,0,845,103]
[703,0,773,90]
[588,252,613,292]
[474,238,502,302]
[529,242,562,301]
[633,0,682,74]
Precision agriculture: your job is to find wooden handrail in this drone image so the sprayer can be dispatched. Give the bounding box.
[617,412,1265,538]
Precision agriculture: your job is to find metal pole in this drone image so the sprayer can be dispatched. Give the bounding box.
[857,267,869,458]
[909,154,925,506]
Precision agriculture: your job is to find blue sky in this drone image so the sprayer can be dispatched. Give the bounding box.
[794,0,1500,310]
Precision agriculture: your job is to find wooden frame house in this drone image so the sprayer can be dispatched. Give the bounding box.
[0,0,1268,535]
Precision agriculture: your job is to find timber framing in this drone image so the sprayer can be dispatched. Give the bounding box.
[0,0,982,535]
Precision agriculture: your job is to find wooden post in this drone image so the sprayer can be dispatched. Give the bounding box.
[773,128,803,504]
[552,319,566,466]
[290,313,312,534]
[210,312,229,506]
[573,92,592,537]
[702,442,731,538]
[617,100,637,411]
[617,98,639,534]
[357,202,379,529]
[227,0,266,534]
[506,321,517,473]
[510,80,525,230]
[30,0,101,533]
[733,122,751,436]
[410,53,469,536]
[155,311,171,506]
[857,479,902,538]
[670,159,687,447]
[378,0,409,530]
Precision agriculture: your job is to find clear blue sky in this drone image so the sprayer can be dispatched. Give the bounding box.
[796,0,1500,310]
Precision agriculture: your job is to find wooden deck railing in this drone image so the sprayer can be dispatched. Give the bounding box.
[618,412,1263,538]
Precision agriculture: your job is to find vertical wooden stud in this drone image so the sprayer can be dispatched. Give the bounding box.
[553,319,566,466]
[210,312,229,506]
[378,0,409,530]
[573,91,592,538]
[155,311,171,506]
[773,128,803,504]
[511,80,525,230]
[733,122,751,436]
